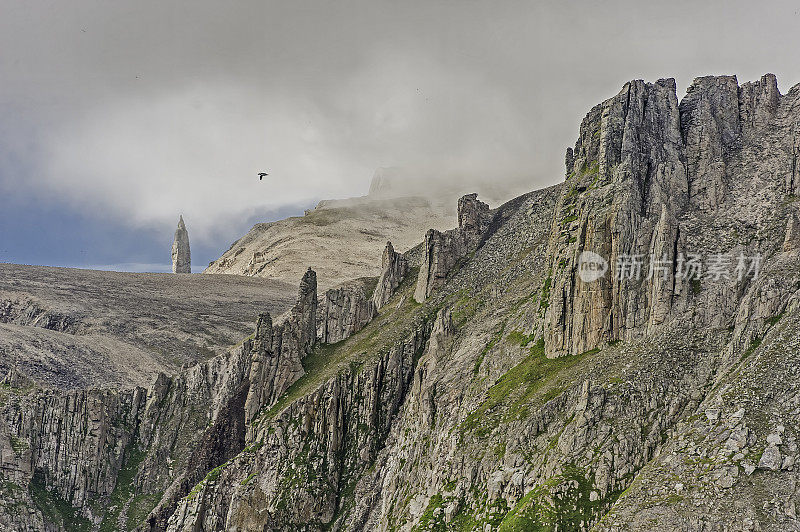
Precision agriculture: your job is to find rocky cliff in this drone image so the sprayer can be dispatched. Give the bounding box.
[3,73,800,531]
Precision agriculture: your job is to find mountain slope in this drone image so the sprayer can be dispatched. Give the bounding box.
[204,194,458,290]
[2,73,800,532]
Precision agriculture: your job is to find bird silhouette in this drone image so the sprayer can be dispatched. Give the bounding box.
[258,173,269,180]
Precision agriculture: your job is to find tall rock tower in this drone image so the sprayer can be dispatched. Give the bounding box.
[171,215,191,273]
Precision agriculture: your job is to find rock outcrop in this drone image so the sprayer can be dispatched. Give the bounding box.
[414,193,492,302]
[547,73,797,356]
[171,215,191,273]
[243,268,317,426]
[549,78,687,355]
[320,280,376,343]
[680,75,740,212]
[783,211,800,251]
[372,241,409,310]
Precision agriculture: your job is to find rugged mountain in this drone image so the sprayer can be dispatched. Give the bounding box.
[3,73,800,531]
[203,169,528,291]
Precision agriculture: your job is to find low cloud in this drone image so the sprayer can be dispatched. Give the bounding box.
[2,0,800,254]
[30,50,541,242]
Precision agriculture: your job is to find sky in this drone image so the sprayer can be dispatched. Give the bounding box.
[1,0,799,272]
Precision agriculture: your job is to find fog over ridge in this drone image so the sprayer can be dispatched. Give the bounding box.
[1,0,798,269]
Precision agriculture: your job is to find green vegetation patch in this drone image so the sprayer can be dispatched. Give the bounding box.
[766,312,785,326]
[126,492,162,529]
[506,330,536,347]
[9,435,28,455]
[497,464,618,531]
[99,444,147,532]
[30,473,92,532]
[741,336,762,361]
[416,493,445,530]
[690,278,702,295]
[462,340,598,436]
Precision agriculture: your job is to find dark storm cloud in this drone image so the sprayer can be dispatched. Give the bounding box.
[1,0,799,245]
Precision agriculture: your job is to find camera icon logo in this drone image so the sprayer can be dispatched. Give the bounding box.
[577,251,608,283]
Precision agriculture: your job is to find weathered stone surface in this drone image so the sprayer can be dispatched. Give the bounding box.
[457,193,491,240]
[414,193,492,302]
[783,211,800,251]
[165,322,431,531]
[243,268,318,428]
[171,215,191,273]
[294,267,318,353]
[548,78,688,355]
[413,228,460,303]
[739,73,780,132]
[680,76,741,212]
[372,241,409,310]
[320,280,375,344]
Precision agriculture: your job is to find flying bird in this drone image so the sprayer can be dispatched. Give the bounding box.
[258,173,269,180]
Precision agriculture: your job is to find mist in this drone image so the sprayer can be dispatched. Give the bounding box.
[1,0,799,268]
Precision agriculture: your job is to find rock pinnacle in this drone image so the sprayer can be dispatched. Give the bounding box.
[171,215,191,273]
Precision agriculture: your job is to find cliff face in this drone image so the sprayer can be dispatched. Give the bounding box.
[414,193,492,303]
[3,74,800,532]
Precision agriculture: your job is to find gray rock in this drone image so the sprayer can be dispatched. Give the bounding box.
[739,73,780,132]
[680,75,741,212]
[758,445,782,471]
[320,281,375,343]
[244,268,318,427]
[171,215,191,273]
[783,212,800,251]
[7,73,800,532]
[372,241,409,310]
[414,193,491,302]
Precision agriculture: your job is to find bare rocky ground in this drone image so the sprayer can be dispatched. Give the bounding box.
[0,264,295,389]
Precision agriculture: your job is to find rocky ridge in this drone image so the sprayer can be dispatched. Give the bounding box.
[2,73,800,531]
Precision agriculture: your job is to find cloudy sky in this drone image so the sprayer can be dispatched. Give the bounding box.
[1,0,798,272]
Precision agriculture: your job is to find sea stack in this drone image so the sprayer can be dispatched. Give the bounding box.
[171,215,191,273]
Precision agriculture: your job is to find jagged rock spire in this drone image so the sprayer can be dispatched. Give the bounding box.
[296,267,318,353]
[244,267,318,428]
[171,215,191,273]
[458,193,491,238]
[372,241,409,310]
[414,194,491,303]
